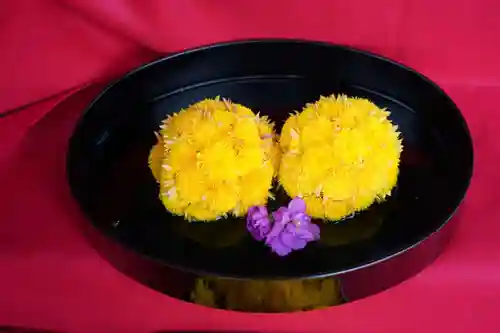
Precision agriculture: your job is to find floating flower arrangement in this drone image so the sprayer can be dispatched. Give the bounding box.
[148,94,403,257]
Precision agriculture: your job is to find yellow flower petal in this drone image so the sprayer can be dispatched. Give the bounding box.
[279,94,402,221]
[149,98,280,222]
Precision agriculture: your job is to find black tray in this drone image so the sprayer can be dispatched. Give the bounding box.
[66,39,473,309]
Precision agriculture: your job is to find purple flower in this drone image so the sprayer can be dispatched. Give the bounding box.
[246,205,271,241]
[265,198,320,257]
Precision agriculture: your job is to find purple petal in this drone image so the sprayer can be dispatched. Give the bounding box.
[280,232,307,250]
[246,206,271,241]
[247,206,259,216]
[256,205,268,217]
[288,197,306,215]
[297,230,315,242]
[292,212,311,225]
[285,222,298,235]
[272,207,291,225]
[296,222,321,241]
[248,199,320,257]
[248,219,271,241]
[265,218,286,243]
[248,205,268,220]
[307,223,321,240]
[268,239,293,256]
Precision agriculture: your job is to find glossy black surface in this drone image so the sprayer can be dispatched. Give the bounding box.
[67,40,473,281]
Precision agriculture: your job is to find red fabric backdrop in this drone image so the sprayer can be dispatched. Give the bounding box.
[1,1,500,332]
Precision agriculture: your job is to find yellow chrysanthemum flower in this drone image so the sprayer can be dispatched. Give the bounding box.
[279,94,403,221]
[149,98,280,222]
